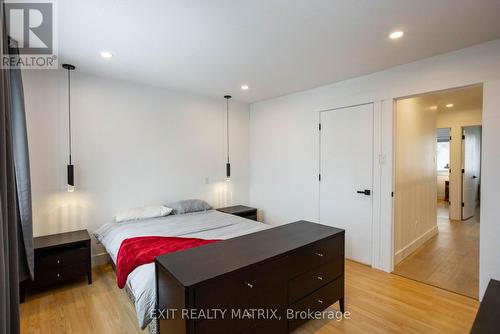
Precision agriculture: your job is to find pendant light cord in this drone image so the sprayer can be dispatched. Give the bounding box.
[67,68,72,165]
[226,97,230,164]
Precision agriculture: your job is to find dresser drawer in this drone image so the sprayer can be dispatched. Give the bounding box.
[195,258,287,334]
[289,235,344,277]
[34,261,88,287]
[288,277,344,331]
[195,257,288,310]
[35,244,88,270]
[289,259,343,303]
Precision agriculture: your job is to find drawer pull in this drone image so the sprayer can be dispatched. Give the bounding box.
[316,276,323,281]
[314,252,324,257]
[317,299,324,304]
[244,282,254,289]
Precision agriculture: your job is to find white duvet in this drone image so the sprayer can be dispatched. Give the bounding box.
[94,210,270,329]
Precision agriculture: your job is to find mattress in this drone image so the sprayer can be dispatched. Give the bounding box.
[94,209,271,329]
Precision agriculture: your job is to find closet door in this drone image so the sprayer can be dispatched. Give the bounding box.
[320,104,374,265]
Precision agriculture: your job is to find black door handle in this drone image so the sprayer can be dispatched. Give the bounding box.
[472,175,478,179]
[357,189,371,196]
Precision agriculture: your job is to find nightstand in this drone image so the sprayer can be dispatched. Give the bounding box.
[21,230,92,302]
[217,205,258,221]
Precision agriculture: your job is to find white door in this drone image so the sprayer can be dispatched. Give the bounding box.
[462,126,481,220]
[320,104,374,265]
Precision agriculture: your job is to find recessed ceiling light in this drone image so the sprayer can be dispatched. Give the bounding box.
[100,51,113,59]
[429,105,438,111]
[389,31,404,39]
[446,103,454,108]
[241,84,249,91]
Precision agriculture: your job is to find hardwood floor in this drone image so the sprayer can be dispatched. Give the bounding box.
[20,265,144,334]
[393,201,479,299]
[20,260,479,334]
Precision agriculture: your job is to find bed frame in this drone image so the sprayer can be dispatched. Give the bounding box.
[155,220,345,333]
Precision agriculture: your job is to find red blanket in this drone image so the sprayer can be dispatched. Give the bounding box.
[116,236,220,288]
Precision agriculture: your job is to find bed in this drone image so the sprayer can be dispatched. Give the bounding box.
[94,209,271,330]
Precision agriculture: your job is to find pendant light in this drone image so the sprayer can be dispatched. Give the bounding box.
[224,95,232,182]
[62,63,76,192]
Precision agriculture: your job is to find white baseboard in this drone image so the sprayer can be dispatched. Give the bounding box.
[394,225,438,265]
[92,252,111,267]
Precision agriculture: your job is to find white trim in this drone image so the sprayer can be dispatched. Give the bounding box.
[379,99,395,272]
[394,225,439,265]
[317,101,375,113]
[371,101,382,269]
[318,111,322,222]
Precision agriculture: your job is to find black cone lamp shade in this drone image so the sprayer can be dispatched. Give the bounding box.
[63,63,76,192]
[67,164,74,187]
[224,95,231,181]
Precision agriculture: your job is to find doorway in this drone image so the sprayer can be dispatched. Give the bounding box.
[437,128,451,219]
[392,85,482,299]
[319,103,374,265]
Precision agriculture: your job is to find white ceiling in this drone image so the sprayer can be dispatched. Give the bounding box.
[59,0,500,103]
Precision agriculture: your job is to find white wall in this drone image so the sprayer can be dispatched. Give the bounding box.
[437,107,482,219]
[249,39,500,298]
[394,97,438,264]
[23,70,251,257]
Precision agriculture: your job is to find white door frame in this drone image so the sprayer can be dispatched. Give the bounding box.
[388,83,483,274]
[317,101,391,271]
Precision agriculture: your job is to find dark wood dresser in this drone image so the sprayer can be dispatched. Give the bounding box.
[470,279,500,333]
[21,230,92,302]
[217,205,258,221]
[156,221,344,334]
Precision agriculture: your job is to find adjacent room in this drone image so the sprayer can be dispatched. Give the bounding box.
[2,1,500,334]
[392,86,482,299]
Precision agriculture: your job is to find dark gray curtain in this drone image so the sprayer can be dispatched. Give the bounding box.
[0,18,21,334]
[1,0,34,332]
[9,39,34,281]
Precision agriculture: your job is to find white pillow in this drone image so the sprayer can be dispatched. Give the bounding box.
[115,205,172,223]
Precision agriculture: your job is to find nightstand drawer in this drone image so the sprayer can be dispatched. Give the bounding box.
[36,244,88,270]
[217,206,258,221]
[34,261,88,286]
[243,213,257,221]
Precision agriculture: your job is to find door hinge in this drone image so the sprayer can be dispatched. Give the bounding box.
[391,191,394,197]
[462,135,465,140]
[449,135,452,141]
[318,174,321,181]
[462,202,465,207]
[318,123,322,131]
[449,201,451,206]
[462,168,465,174]
[449,169,451,174]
